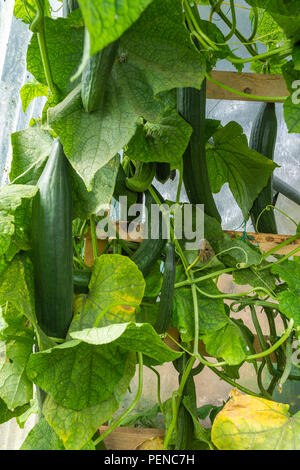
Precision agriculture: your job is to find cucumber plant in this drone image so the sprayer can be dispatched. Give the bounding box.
[0,0,300,451]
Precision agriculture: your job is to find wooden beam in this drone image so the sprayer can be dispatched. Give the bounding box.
[225,231,300,256]
[100,426,164,450]
[207,70,289,103]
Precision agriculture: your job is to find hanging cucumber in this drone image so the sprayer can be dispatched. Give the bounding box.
[131,187,166,277]
[154,241,175,334]
[126,161,156,192]
[249,102,278,234]
[177,80,221,223]
[155,162,171,184]
[113,164,137,207]
[173,354,197,450]
[81,28,119,113]
[73,269,91,294]
[32,139,73,339]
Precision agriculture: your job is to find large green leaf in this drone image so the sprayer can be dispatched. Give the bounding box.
[272,260,300,326]
[20,418,64,450]
[70,322,181,365]
[10,127,53,184]
[125,110,192,168]
[78,0,154,56]
[246,0,300,43]
[27,11,84,96]
[48,0,205,189]
[20,80,49,113]
[43,351,136,449]
[0,339,33,409]
[0,184,38,260]
[0,397,30,425]
[26,339,133,411]
[173,267,229,342]
[0,254,36,328]
[70,254,145,333]
[233,266,277,293]
[212,389,300,450]
[201,323,248,365]
[206,122,278,219]
[10,126,120,219]
[47,83,138,190]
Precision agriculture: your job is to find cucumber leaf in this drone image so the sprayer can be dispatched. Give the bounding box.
[26,340,135,411]
[20,79,48,113]
[206,121,278,219]
[27,11,84,98]
[48,0,205,189]
[200,322,248,365]
[78,0,154,56]
[70,254,145,333]
[271,260,300,326]
[0,184,38,260]
[20,417,65,450]
[125,110,192,169]
[70,322,182,365]
[42,351,136,450]
[0,339,33,409]
[0,397,30,425]
[10,126,120,219]
[173,266,229,341]
[212,389,300,450]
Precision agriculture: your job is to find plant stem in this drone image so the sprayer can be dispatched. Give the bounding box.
[228,46,292,65]
[216,7,257,56]
[148,366,163,413]
[224,0,236,42]
[247,319,294,361]
[175,267,236,288]
[32,0,56,95]
[90,215,99,260]
[248,7,259,42]
[211,368,264,398]
[250,306,275,376]
[258,245,300,271]
[163,355,196,449]
[93,352,144,446]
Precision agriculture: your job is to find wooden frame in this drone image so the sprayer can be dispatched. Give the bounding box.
[207,70,288,102]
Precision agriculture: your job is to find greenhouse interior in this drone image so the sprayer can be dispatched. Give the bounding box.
[0,0,300,452]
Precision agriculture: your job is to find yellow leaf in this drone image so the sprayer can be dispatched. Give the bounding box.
[135,436,164,450]
[211,388,300,450]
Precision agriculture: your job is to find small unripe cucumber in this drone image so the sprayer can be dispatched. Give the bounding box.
[126,161,156,192]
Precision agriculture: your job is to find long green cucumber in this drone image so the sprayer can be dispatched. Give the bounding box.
[131,187,166,277]
[126,161,156,193]
[81,31,119,113]
[154,241,175,334]
[249,102,278,234]
[73,269,91,294]
[177,80,221,222]
[32,139,73,339]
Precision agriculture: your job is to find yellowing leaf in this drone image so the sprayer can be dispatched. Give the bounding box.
[135,436,164,450]
[211,389,300,450]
